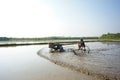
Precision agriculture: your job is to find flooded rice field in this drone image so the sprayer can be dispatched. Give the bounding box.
[38,42,120,80]
[0,44,100,80]
[0,42,120,80]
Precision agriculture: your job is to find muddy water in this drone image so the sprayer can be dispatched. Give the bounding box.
[80,42,120,79]
[0,45,99,80]
[38,42,120,80]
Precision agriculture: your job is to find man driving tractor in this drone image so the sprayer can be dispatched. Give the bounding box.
[78,38,85,50]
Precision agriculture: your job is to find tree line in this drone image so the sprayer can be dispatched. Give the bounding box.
[0,36,98,41]
[1,33,119,41]
[100,33,120,39]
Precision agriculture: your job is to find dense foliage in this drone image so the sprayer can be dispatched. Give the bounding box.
[100,33,120,39]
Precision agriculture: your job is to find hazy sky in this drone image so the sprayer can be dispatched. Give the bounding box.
[0,0,120,37]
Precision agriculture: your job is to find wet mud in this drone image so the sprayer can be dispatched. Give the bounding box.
[37,42,120,80]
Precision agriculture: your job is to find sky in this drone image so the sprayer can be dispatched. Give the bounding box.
[0,0,120,38]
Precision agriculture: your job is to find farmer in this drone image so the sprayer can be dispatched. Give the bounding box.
[78,38,85,50]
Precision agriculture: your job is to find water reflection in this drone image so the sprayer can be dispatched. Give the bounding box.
[0,45,98,80]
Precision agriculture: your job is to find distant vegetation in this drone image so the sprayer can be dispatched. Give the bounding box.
[100,33,120,40]
[1,33,120,42]
[0,37,11,41]
[0,36,98,42]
